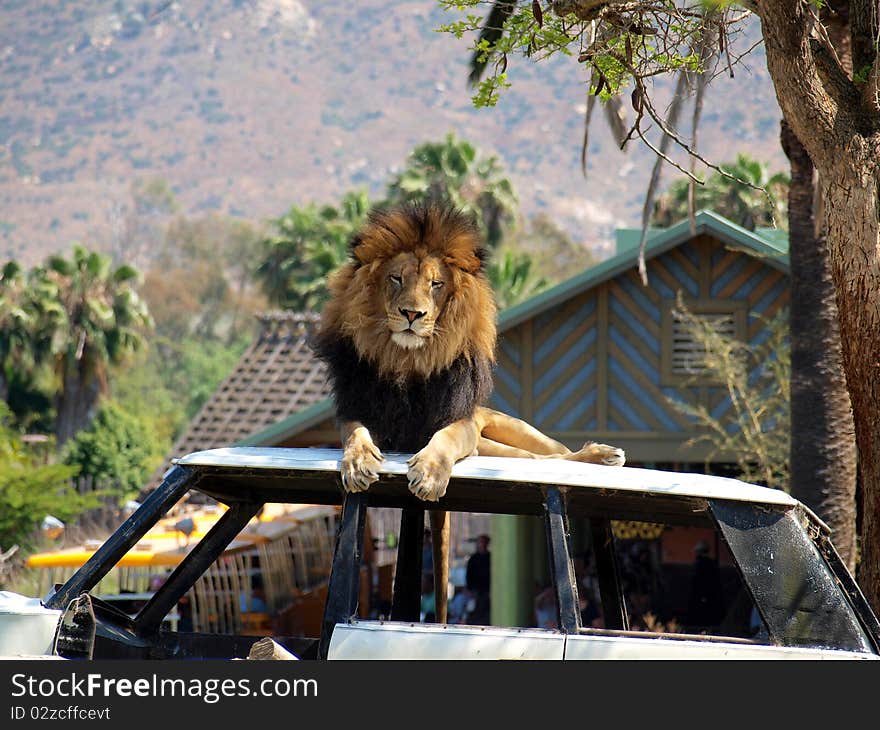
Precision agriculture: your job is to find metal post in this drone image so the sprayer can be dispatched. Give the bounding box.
[318,491,368,659]
[391,507,425,621]
[543,486,580,634]
[135,500,264,635]
[46,466,195,610]
[590,517,629,631]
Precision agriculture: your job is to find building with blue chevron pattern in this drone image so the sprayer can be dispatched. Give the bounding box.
[240,209,789,470]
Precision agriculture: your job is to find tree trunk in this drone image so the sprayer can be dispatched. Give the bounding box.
[758,0,880,610]
[821,160,880,607]
[780,120,858,571]
[55,364,101,446]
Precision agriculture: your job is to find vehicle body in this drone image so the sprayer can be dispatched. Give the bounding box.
[2,447,878,660]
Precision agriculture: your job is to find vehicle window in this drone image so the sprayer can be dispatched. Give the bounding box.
[598,518,768,641]
[366,506,401,621]
[370,507,536,629]
[711,500,874,652]
[144,501,340,639]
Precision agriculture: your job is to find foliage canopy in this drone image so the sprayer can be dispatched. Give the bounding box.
[0,404,90,552]
[62,401,164,496]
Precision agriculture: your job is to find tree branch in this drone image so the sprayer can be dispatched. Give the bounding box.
[581,82,596,176]
[756,0,854,162]
[635,68,691,286]
[809,38,863,117]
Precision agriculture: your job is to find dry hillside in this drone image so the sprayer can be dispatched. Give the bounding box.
[0,1,787,264]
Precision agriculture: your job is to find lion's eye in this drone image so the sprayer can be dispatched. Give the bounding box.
[431,280,444,290]
[389,274,402,286]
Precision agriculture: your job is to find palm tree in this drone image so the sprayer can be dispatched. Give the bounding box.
[0,263,66,431]
[782,121,856,569]
[488,249,548,309]
[0,262,34,403]
[36,245,152,446]
[385,133,518,248]
[652,154,790,230]
[254,191,371,312]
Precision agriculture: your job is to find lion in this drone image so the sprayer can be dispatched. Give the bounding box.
[313,202,625,623]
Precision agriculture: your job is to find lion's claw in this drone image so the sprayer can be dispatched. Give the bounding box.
[407,448,452,502]
[569,442,626,467]
[589,443,626,467]
[341,445,384,493]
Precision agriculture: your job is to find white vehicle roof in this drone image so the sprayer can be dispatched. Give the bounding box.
[174,446,798,508]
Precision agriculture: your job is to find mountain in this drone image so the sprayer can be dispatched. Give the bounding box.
[0,1,787,265]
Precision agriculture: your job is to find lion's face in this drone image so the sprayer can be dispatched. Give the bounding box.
[318,204,497,380]
[382,252,452,350]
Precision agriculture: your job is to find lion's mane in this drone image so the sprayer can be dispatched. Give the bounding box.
[312,203,497,452]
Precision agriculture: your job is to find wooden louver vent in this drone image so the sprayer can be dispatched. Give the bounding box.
[670,311,737,375]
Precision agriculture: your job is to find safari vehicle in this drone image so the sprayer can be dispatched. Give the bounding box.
[3,447,879,660]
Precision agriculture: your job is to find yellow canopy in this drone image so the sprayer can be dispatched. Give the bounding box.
[26,535,257,569]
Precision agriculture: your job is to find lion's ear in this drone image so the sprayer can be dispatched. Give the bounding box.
[349,233,369,266]
[474,245,489,271]
[444,253,481,274]
[442,230,487,274]
[350,222,404,266]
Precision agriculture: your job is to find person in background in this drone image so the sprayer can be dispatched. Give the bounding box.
[420,572,436,623]
[465,534,491,625]
[686,540,724,630]
[573,550,603,628]
[240,573,268,613]
[534,583,557,629]
[422,527,433,577]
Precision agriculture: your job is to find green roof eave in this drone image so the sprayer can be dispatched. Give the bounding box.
[236,397,335,447]
[498,209,788,331]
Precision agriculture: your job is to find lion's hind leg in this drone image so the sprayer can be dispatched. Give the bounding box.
[475,407,570,456]
[475,407,626,466]
[476,436,548,458]
[477,436,625,466]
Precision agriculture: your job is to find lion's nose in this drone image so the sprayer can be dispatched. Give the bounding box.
[399,308,426,324]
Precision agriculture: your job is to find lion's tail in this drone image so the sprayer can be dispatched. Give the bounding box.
[429,510,449,624]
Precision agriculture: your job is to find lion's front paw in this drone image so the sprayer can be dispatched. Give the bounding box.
[341,443,384,492]
[406,448,453,502]
[574,442,626,467]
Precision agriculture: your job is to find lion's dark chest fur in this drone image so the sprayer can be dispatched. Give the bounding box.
[313,336,493,453]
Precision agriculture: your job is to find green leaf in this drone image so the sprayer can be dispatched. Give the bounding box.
[112,264,140,284]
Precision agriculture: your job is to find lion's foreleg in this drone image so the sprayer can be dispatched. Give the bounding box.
[407,419,478,626]
[475,406,571,456]
[340,420,384,492]
[406,418,479,502]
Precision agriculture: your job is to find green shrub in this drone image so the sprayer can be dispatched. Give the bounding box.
[0,405,86,552]
[62,402,163,496]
